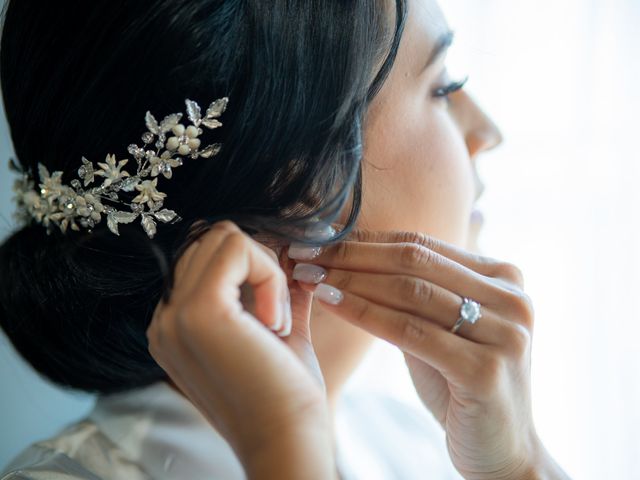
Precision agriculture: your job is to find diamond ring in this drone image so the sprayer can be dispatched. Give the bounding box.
[451,297,482,334]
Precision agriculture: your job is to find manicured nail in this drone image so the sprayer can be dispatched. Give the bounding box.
[270,309,283,332]
[277,301,292,337]
[305,222,336,241]
[288,243,322,260]
[314,283,343,305]
[292,264,327,284]
[277,312,291,337]
[276,289,292,337]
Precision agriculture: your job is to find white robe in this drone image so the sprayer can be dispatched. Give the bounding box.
[0,380,463,479]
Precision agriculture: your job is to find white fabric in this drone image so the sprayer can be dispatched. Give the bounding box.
[0,380,463,479]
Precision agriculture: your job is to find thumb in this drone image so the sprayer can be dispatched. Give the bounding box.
[246,237,313,341]
[246,237,325,390]
[283,280,325,391]
[279,245,313,342]
[278,246,326,391]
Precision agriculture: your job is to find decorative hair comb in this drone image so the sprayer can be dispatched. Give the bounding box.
[9,97,229,239]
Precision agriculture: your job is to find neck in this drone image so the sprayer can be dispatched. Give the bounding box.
[310,299,375,409]
[310,299,375,466]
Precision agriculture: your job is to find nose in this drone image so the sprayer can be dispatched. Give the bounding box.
[453,90,504,159]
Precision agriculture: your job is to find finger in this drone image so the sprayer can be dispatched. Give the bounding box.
[147,306,238,437]
[172,239,203,292]
[237,237,291,335]
[251,241,291,336]
[178,220,243,290]
[295,240,508,307]
[306,267,512,346]
[310,284,485,386]
[172,221,254,306]
[253,241,280,266]
[192,231,288,332]
[280,247,317,346]
[175,222,291,335]
[335,228,523,287]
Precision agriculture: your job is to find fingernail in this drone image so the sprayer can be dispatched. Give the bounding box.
[277,312,291,337]
[288,243,322,260]
[292,264,327,284]
[314,283,343,305]
[305,222,336,241]
[277,297,292,337]
[270,309,283,332]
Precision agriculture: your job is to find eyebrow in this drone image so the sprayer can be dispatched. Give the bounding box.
[422,30,455,73]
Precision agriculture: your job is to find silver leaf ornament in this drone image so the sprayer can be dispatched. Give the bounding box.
[185,99,202,126]
[153,208,178,223]
[145,111,160,135]
[160,113,183,133]
[201,118,223,129]
[206,97,228,118]
[141,214,157,238]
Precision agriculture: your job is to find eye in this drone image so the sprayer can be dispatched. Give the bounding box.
[432,75,469,103]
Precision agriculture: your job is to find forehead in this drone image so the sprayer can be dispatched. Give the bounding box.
[411,0,448,31]
[400,0,450,71]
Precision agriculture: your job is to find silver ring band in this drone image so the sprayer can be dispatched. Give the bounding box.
[450,316,467,334]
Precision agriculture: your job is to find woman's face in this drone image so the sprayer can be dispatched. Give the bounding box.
[351,0,503,251]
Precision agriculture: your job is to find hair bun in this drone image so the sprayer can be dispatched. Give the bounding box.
[0,224,168,394]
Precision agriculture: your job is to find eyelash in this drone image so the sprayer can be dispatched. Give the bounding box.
[432,75,469,102]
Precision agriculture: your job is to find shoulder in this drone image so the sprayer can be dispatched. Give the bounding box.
[1,419,150,480]
[1,443,101,480]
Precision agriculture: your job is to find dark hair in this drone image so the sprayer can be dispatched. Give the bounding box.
[0,0,408,394]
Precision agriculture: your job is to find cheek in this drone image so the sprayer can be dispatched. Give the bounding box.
[359,104,475,246]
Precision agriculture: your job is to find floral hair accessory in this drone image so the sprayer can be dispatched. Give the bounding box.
[9,97,229,239]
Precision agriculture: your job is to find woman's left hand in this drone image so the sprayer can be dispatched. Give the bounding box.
[290,229,542,480]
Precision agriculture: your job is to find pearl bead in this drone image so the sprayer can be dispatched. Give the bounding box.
[178,144,191,156]
[166,137,180,151]
[188,138,201,150]
[186,126,199,138]
[172,124,185,136]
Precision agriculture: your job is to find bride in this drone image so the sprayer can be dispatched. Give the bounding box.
[0,0,571,478]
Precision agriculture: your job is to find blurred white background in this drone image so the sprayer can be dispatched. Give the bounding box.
[434,0,640,477]
[1,0,639,478]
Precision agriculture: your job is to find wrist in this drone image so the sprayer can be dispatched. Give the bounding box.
[243,423,337,480]
[514,434,573,480]
[240,404,338,480]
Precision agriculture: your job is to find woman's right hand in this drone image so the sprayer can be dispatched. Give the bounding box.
[146,220,337,478]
